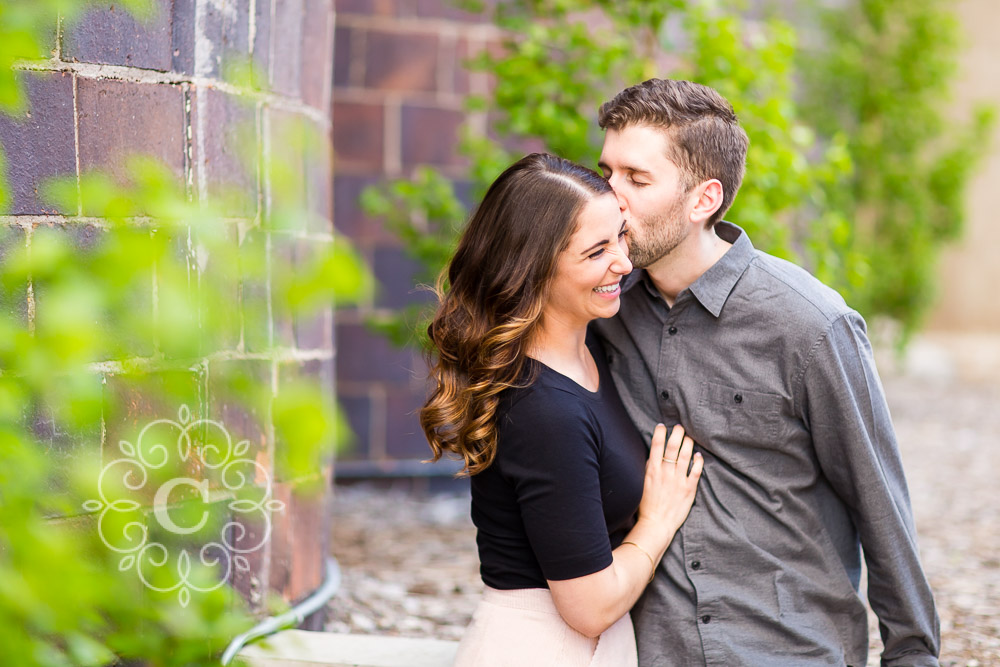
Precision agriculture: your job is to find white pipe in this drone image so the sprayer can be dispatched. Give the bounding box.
[220,556,342,665]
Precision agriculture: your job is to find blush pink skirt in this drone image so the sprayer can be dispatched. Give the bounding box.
[453,586,638,667]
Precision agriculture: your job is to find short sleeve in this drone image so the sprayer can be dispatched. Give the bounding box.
[496,388,614,581]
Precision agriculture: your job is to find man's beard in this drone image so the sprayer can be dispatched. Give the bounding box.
[626,198,688,269]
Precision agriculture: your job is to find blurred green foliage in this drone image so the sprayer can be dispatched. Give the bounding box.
[799,0,995,339]
[0,0,369,665]
[363,0,993,347]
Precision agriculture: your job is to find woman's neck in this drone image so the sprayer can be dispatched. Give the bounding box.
[528,317,598,391]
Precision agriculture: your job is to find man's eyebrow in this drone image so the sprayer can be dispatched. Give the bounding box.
[578,221,626,256]
[597,161,653,177]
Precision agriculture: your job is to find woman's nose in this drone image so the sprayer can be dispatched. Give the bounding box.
[613,250,632,275]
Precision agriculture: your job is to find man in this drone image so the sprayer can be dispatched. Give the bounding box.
[592,78,940,666]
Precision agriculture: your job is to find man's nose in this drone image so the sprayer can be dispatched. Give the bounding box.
[613,188,628,214]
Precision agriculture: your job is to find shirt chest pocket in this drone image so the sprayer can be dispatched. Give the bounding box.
[697,381,784,467]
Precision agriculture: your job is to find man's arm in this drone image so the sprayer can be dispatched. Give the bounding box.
[799,311,940,667]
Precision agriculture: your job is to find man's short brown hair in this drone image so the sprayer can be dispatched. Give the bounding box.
[599,79,749,226]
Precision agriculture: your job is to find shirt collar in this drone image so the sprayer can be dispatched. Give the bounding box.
[688,221,754,318]
[635,221,755,318]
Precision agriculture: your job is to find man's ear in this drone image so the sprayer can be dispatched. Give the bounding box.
[688,179,724,226]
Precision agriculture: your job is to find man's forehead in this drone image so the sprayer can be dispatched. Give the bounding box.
[600,126,672,168]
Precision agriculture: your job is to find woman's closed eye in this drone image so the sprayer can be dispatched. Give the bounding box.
[588,229,628,259]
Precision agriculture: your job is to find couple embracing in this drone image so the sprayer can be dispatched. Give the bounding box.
[420,79,940,667]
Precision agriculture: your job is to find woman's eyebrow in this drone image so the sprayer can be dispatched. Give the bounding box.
[579,222,625,256]
[580,238,609,256]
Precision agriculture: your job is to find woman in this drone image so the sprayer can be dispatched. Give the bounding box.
[421,154,702,666]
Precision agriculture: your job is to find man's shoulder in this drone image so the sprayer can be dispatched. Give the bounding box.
[742,250,855,329]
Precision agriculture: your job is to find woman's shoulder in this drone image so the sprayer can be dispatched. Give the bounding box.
[502,359,596,412]
[495,368,599,460]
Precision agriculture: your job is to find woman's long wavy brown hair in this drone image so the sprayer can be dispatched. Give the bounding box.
[420,153,613,476]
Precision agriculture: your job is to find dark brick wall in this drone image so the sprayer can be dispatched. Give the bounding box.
[0,0,336,616]
[331,0,495,476]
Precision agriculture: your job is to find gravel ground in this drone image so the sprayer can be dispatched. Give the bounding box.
[325,371,1000,666]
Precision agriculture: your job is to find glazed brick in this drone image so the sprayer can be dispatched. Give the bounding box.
[300,0,333,110]
[157,231,209,360]
[206,358,272,498]
[364,29,438,93]
[333,173,383,240]
[336,394,371,461]
[285,486,328,604]
[239,229,271,354]
[336,322,418,383]
[171,0,197,74]
[31,222,156,360]
[268,482,328,604]
[333,25,353,88]
[199,89,258,217]
[277,359,336,459]
[252,0,272,86]
[102,370,204,502]
[270,0,304,98]
[335,0,402,16]
[269,235,296,348]
[201,0,251,79]
[373,244,435,309]
[305,125,334,227]
[384,388,429,460]
[30,375,105,506]
[296,307,334,352]
[0,225,28,327]
[266,107,308,217]
[454,37,474,95]
[415,0,486,22]
[227,511,268,611]
[206,359,271,460]
[192,223,242,354]
[301,358,336,402]
[401,103,465,168]
[332,102,383,171]
[270,236,334,350]
[267,482,292,599]
[63,0,173,71]
[76,78,186,185]
[0,72,76,215]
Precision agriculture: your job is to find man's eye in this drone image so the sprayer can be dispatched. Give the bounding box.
[627,176,647,187]
[618,228,629,239]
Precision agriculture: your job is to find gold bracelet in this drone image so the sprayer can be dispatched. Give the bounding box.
[621,541,657,583]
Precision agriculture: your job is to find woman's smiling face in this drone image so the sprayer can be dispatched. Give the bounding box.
[543,192,633,329]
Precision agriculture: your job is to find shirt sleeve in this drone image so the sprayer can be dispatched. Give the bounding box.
[497,389,614,582]
[800,312,940,666]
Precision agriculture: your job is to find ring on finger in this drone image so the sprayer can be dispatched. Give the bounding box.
[662,457,678,464]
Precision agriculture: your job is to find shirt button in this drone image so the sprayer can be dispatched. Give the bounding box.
[660,390,669,400]
[700,615,711,624]
[668,326,678,335]
[691,560,701,570]
[734,393,743,404]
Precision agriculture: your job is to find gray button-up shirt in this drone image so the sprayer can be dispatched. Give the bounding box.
[593,223,939,667]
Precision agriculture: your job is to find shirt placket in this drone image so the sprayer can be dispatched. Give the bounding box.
[658,299,725,665]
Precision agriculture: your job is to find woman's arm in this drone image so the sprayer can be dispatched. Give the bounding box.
[548,424,702,637]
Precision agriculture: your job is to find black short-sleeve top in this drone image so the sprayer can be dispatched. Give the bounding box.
[471,336,648,590]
